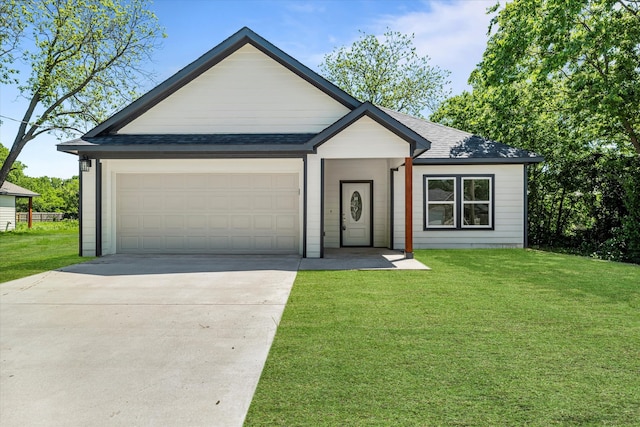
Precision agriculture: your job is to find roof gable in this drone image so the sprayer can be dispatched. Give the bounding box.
[308,103,431,156]
[86,27,360,137]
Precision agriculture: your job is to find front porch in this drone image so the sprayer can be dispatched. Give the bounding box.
[299,247,429,270]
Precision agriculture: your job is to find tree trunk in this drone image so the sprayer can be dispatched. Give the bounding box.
[555,187,567,240]
[0,93,40,187]
[621,118,640,155]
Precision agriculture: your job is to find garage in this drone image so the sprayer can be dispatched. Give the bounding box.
[116,173,300,254]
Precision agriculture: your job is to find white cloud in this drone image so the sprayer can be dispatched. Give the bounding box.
[375,1,497,95]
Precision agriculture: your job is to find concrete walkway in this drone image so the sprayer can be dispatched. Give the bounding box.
[0,255,299,427]
[299,248,430,270]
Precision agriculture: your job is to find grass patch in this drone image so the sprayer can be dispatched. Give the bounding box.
[246,249,640,426]
[0,221,89,283]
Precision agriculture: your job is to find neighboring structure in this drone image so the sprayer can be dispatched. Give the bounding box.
[0,181,39,231]
[57,27,542,258]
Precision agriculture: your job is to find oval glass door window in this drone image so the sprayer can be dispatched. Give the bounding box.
[350,191,362,221]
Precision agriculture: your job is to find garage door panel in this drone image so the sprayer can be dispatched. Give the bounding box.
[186,215,207,229]
[208,196,229,210]
[209,175,229,188]
[120,236,140,251]
[230,175,252,189]
[142,236,163,250]
[117,173,299,254]
[142,195,163,210]
[142,216,163,230]
[231,236,252,249]
[275,174,297,188]
[120,195,140,209]
[253,174,272,189]
[255,236,274,250]
[140,175,160,189]
[276,215,296,230]
[187,197,207,210]
[276,195,297,210]
[165,195,186,211]
[230,195,251,210]
[210,236,229,249]
[231,215,251,230]
[254,216,273,229]
[210,215,228,229]
[165,215,184,229]
[276,236,296,250]
[119,215,140,230]
[254,196,272,210]
[186,236,208,249]
[166,236,185,250]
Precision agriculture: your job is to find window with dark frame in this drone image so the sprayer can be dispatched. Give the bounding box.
[424,175,494,230]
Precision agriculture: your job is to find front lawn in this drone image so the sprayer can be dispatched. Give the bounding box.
[246,249,640,426]
[0,221,87,283]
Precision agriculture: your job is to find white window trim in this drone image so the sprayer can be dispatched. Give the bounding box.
[425,177,457,229]
[461,176,493,229]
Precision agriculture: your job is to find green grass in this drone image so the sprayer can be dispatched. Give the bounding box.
[0,221,89,283]
[246,249,640,426]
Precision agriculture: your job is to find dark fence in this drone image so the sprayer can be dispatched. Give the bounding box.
[16,212,66,222]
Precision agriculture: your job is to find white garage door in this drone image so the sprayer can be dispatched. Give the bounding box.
[116,173,299,254]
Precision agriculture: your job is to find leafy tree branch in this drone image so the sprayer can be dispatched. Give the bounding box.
[0,0,165,187]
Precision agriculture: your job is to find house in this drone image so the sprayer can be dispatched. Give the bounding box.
[0,181,39,231]
[57,27,542,258]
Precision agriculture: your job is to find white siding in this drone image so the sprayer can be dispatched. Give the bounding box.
[306,155,322,257]
[81,166,96,256]
[316,116,411,159]
[323,159,389,248]
[100,159,304,255]
[394,164,525,249]
[119,44,349,134]
[0,196,16,232]
[101,163,110,255]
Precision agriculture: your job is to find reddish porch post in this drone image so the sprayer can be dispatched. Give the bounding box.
[28,197,33,229]
[404,157,413,258]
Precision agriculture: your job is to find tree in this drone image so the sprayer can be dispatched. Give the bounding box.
[477,0,640,154]
[432,0,640,262]
[320,29,450,117]
[2,143,79,215]
[0,0,165,187]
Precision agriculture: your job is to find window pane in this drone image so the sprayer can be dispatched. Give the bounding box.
[428,179,455,201]
[464,203,490,226]
[464,179,490,201]
[428,204,454,226]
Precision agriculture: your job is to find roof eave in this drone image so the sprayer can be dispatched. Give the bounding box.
[414,156,545,165]
[57,143,314,158]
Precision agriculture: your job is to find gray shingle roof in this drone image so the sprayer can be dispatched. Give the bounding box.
[0,181,39,197]
[380,107,543,163]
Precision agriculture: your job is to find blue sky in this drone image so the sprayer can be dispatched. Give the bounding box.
[0,0,496,179]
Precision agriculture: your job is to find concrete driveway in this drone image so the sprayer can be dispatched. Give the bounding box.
[0,255,299,427]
